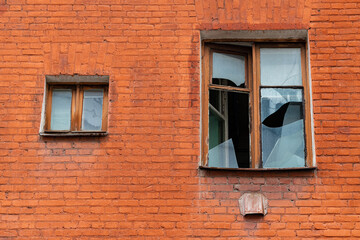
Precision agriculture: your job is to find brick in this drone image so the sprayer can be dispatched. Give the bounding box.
[324,229,351,237]
[0,0,359,238]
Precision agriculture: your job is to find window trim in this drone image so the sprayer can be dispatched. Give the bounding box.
[201,40,314,169]
[202,43,252,168]
[40,76,109,137]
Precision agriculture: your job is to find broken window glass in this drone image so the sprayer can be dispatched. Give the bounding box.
[50,89,72,130]
[260,48,302,86]
[208,89,250,168]
[212,52,246,88]
[203,43,312,169]
[261,88,305,168]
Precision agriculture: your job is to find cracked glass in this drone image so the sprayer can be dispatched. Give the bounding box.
[261,88,305,168]
[212,52,246,87]
[81,89,104,131]
[260,48,302,86]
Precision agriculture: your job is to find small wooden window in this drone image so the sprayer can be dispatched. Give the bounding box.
[202,42,313,169]
[44,83,108,135]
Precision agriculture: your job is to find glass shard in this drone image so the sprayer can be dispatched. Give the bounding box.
[209,139,238,168]
[208,89,250,168]
[50,89,72,130]
[81,89,104,131]
[212,52,246,87]
[261,88,305,168]
[260,48,302,86]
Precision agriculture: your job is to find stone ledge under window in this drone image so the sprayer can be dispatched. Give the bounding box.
[199,166,317,171]
[40,131,108,137]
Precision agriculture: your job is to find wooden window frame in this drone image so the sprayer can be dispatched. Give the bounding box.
[43,82,108,136]
[201,41,314,169]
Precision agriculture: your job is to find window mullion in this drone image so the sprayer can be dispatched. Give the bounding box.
[72,86,81,131]
[78,86,84,131]
[70,87,76,131]
[209,84,250,93]
[252,44,261,168]
[101,86,108,131]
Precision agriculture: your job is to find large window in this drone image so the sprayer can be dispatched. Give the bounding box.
[201,42,313,169]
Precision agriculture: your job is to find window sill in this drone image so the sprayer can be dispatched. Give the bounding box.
[40,131,108,137]
[199,165,317,172]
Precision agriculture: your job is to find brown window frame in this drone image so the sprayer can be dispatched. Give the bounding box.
[44,83,108,135]
[201,41,313,169]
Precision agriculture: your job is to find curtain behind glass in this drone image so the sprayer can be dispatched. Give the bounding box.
[50,89,72,130]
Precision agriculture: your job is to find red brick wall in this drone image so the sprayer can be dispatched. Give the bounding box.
[0,0,359,239]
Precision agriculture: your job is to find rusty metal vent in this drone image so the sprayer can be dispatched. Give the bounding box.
[239,193,268,216]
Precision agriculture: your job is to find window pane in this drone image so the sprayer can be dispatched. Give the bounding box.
[208,89,250,168]
[261,88,305,168]
[260,48,302,86]
[81,89,104,131]
[50,89,72,130]
[212,52,246,87]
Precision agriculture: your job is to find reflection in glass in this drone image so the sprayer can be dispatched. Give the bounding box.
[260,48,302,86]
[208,89,250,168]
[82,89,103,131]
[212,52,246,87]
[51,89,72,130]
[261,88,305,168]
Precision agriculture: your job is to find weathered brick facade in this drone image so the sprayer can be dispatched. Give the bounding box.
[0,0,359,238]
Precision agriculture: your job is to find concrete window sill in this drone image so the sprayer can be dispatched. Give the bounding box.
[199,166,317,172]
[40,131,108,137]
